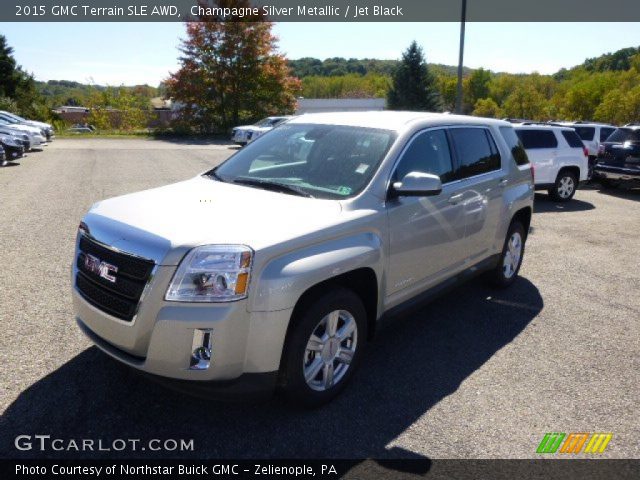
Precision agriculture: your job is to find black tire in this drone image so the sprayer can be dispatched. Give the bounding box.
[280,287,367,408]
[599,178,620,190]
[549,170,578,202]
[488,220,526,288]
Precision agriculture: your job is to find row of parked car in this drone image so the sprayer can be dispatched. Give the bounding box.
[506,120,640,201]
[0,110,55,166]
[232,116,640,203]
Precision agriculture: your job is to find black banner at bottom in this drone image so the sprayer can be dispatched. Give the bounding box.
[2,459,639,479]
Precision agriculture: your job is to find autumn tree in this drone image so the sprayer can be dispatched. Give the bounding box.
[166,1,301,133]
[387,41,442,111]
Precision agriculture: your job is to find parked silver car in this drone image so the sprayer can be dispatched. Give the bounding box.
[72,112,534,406]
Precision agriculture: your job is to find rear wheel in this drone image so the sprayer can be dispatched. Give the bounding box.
[549,170,577,202]
[280,287,367,408]
[488,220,526,288]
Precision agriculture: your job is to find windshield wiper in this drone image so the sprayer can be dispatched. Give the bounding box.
[204,169,224,181]
[232,177,314,198]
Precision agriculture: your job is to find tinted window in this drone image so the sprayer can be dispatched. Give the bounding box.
[516,129,558,149]
[607,128,640,143]
[573,126,595,141]
[395,129,455,183]
[450,128,501,179]
[561,130,585,149]
[600,127,616,142]
[499,126,529,166]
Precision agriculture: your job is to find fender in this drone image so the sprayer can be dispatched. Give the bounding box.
[555,155,587,182]
[249,232,384,313]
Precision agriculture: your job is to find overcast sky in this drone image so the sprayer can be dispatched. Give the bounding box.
[1,22,639,86]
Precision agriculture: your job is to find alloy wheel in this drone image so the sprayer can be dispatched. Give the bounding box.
[303,309,358,392]
[503,231,523,279]
[558,176,575,199]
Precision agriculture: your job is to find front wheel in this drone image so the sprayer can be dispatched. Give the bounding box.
[549,170,578,202]
[280,287,367,408]
[488,221,526,288]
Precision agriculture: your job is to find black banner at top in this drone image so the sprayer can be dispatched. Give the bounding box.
[5,0,640,22]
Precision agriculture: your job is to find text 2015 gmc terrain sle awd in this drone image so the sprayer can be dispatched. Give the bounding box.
[72,112,534,407]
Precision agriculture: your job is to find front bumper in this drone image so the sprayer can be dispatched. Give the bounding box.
[593,166,640,183]
[73,279,292,392]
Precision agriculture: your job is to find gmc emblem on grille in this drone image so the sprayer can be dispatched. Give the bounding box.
[84,253,118,283]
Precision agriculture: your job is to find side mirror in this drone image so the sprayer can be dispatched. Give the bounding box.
[392,172,442,197]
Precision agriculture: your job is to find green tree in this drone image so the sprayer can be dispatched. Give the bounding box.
[166,0,301,133]
[502,85,549,120]
[0,34,49,120]
[387,41,442,111]
[464,68,492,113]
[473,98,503,118]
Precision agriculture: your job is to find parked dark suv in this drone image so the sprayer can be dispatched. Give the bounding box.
[593,125,640,189]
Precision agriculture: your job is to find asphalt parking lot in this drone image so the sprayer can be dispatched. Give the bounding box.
[0,138,638,460]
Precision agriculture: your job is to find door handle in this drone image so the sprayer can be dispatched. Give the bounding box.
[498,178,509,188]
[448,193,463,205]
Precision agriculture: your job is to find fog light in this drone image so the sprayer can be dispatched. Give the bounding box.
[189,329,212,370]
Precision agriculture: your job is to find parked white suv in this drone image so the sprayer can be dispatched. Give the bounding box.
[555,122,616,178]
[72,112,534,406]
[514,124,588,201]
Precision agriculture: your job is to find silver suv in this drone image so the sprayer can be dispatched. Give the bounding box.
[72,112,534,406]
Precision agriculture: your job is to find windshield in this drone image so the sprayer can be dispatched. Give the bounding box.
[606,128,640,143]
[210,123,396,199]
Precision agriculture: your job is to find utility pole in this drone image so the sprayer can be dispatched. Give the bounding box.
[455,0,467,114]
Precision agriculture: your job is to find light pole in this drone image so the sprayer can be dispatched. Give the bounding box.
[455,0,467,114]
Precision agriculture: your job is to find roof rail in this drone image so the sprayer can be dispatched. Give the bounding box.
[520,121,560,127]
[502,118,535,124]
[574,120,614,126]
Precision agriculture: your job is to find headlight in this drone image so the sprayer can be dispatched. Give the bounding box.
[165,245,253,302]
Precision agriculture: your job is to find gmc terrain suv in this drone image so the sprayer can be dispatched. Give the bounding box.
[72,112,534,406]
[593,124,640,189]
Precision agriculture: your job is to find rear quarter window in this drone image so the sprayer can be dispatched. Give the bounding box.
[515,129,558,149]
[499,126,529,166]
[561,130,585,149]
[573,126,595,141]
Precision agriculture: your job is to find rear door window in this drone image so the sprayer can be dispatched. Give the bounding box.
[499,126,529,165]
[573,126,595,141]
[561,130,585,149]
[449,127,501,179]
[515,129,558,149]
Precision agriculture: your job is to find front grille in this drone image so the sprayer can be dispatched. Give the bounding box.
[75,235,155,321]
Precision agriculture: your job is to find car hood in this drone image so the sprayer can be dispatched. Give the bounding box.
[26,120,51,129]
[3,124,41,134]
[82,175,344,265]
